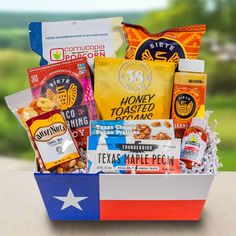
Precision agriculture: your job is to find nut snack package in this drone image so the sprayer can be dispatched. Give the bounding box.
[90,119,175,140]
[122,23,206,64]
[87,136,181,174]
[26,110,80,170]
[94,57,175,120]
[29,17,124,68]
[28,58,97,149]
[5,89,80,171]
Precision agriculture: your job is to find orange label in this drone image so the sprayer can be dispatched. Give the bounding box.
[171,72,207,138]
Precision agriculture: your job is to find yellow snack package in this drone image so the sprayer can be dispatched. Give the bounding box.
[94,57,175,120]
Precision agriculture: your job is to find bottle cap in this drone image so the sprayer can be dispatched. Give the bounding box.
[178,59,205,73]
[190,117,207,130]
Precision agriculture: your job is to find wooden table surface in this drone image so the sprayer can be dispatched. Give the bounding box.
[0,157,235,236]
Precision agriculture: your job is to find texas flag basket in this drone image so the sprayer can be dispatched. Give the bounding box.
[34,172,215,221]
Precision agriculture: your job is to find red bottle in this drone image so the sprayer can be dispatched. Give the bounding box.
[181,117,207,169]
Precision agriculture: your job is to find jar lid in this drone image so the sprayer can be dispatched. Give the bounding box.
[178,59,205,73]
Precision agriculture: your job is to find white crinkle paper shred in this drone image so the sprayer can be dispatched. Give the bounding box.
[180,111,221,174]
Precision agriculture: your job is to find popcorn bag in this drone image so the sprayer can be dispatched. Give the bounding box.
[5,18,220,221]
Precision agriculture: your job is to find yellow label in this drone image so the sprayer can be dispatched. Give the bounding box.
[94,57,175,120]
[29,113,66,139]
[118,60,152,93]
[28,112,79,170]
[175,72,207,86]
[45,152,78,169]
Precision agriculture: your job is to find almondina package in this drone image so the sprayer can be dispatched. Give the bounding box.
[94,57,175,120]
[29,17,124,68]
[87,136,181,174]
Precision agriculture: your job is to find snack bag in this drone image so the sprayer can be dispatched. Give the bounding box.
[28,58,97,149]
[5,89,80,171]
[87,136,181,174]
[122,23,206,64]
[94,57,175,120]
[90,119,175,140]
[29,17,124,68]
[26,110,80,170]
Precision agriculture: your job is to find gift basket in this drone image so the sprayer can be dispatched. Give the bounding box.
[5,17,220,221]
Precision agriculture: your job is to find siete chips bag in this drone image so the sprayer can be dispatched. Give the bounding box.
[29,17,124,68]
[122,23,206,64]
[28,58,97,149]
[94,57,175,120]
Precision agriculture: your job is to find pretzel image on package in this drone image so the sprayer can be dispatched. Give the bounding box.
[122,23,206,64]
[87,136,181,174]
[90,119,175,140]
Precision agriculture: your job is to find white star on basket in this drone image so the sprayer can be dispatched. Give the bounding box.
[54,188,88,211]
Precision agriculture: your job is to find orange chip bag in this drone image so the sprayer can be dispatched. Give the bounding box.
[122,23,206,64]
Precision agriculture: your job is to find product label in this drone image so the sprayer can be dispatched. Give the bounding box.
[171,73,207,138]
[118,60,152,93]
[181,133,206,164]
[135,37,186,63]
[87,136,181,174]
[90,119,175,140]
[42,74,84,110]
[27,110,79,170]
[41,19,114,67]
[174,93,196,119]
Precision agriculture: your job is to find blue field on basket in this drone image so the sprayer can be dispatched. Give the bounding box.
[35,174,100,220]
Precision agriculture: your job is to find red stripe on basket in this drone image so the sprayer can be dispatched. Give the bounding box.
[100,200,205,220]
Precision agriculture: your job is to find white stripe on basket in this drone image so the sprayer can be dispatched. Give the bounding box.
[99,174,215,200]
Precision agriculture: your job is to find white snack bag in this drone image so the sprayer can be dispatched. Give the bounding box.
[29,17,124,69]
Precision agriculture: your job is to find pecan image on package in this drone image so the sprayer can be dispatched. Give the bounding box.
[152,132,172,140]
[133,124,151,139]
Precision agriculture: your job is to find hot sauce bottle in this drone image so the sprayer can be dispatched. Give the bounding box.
[181,107,207,169]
